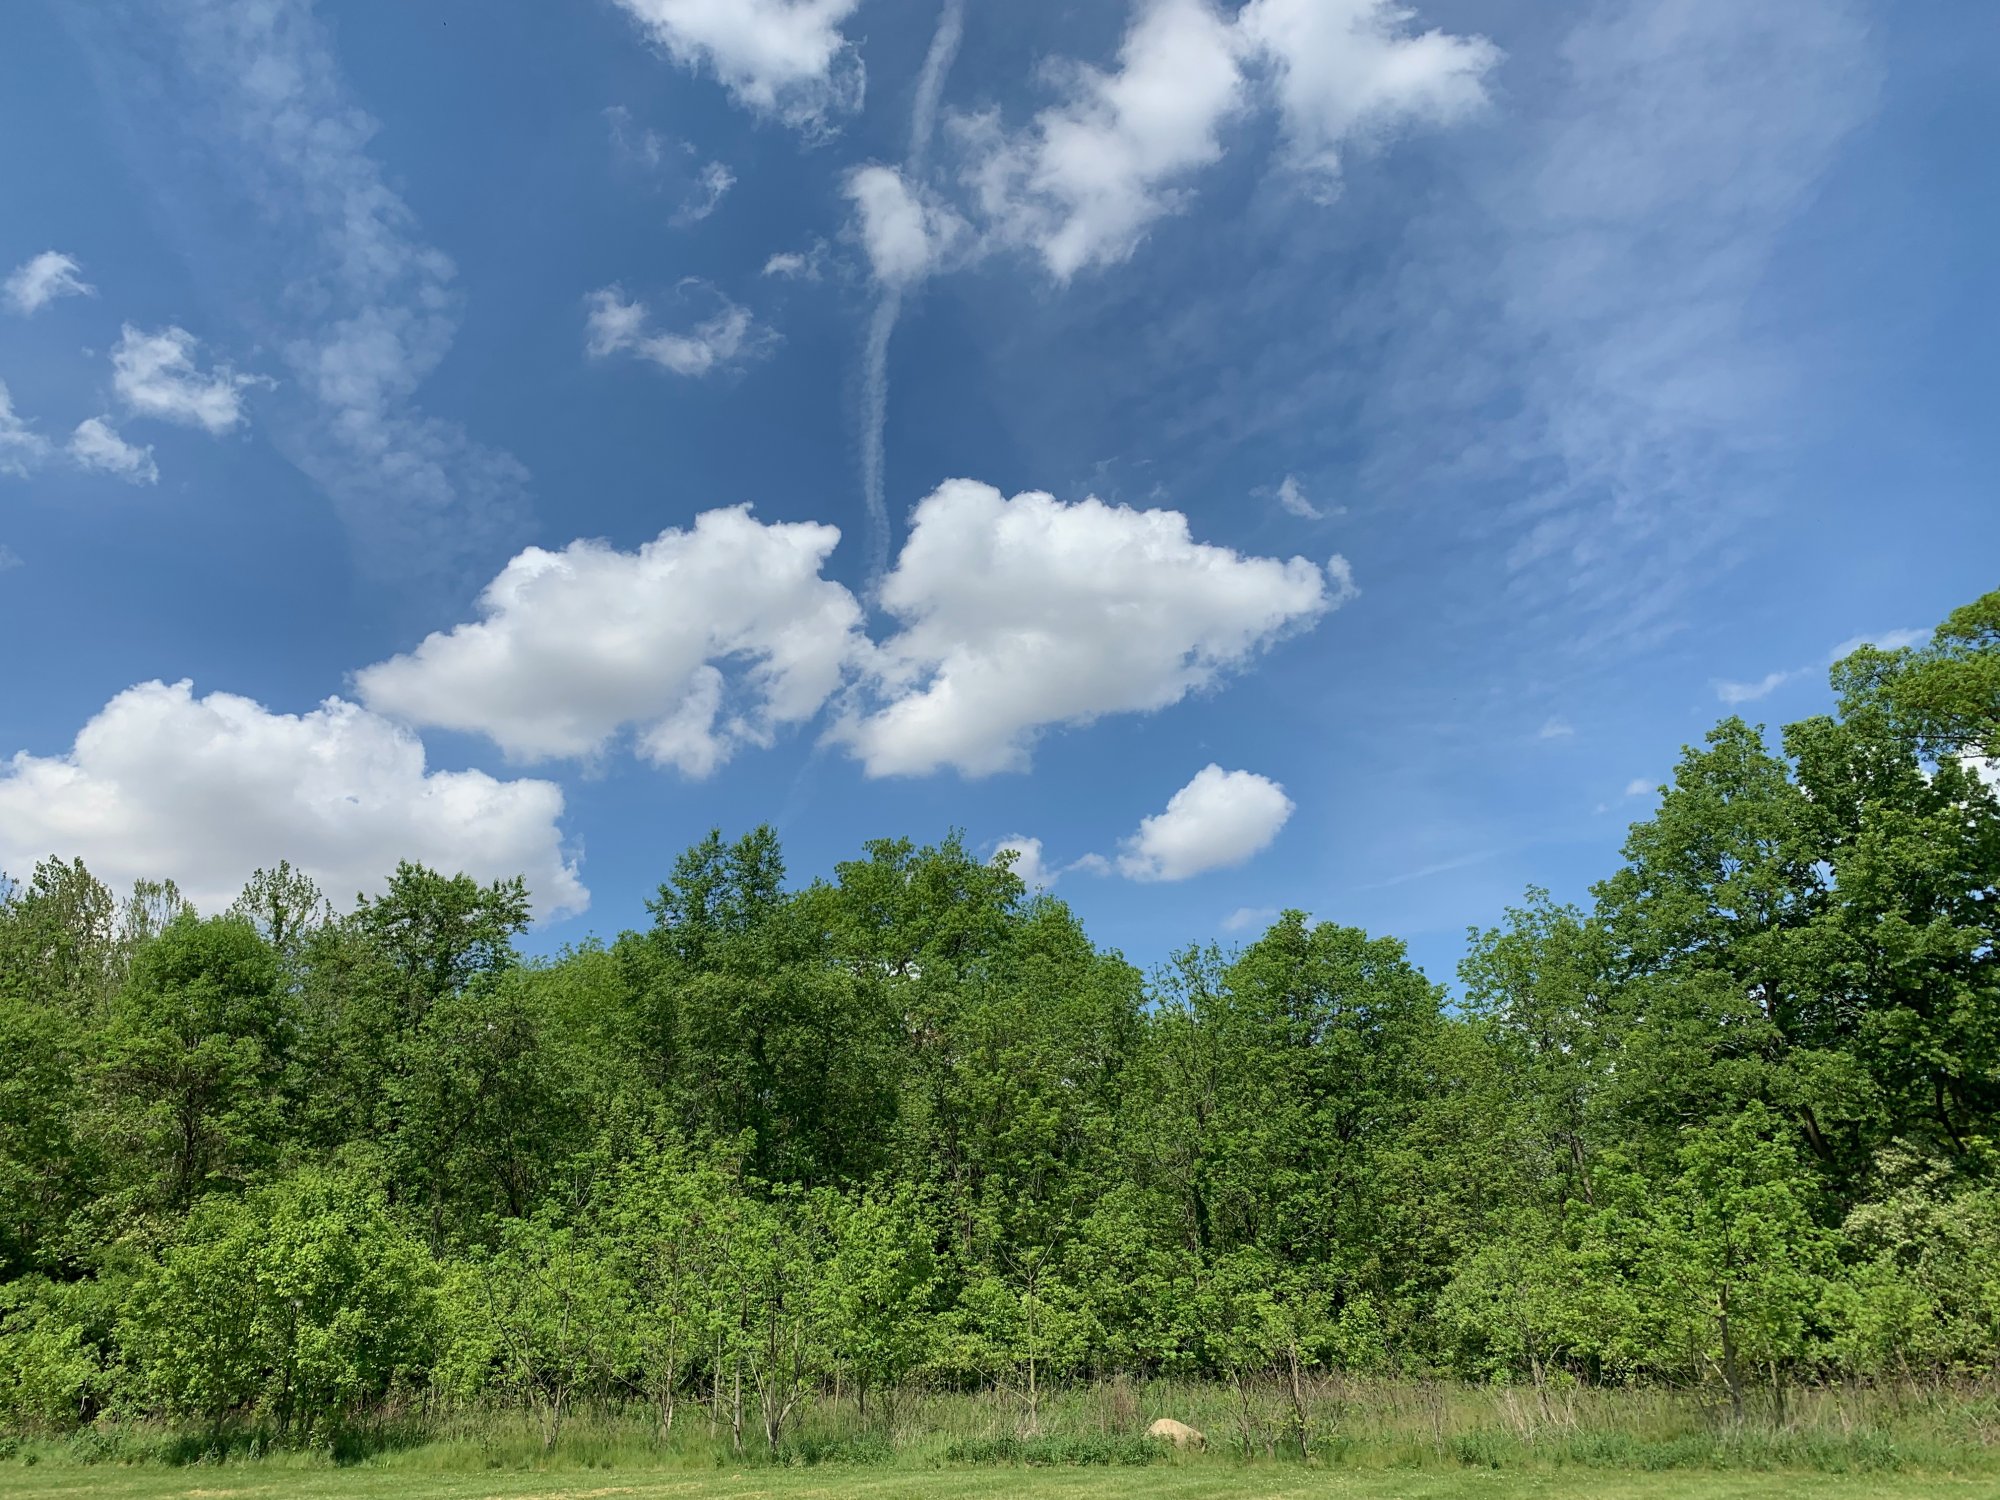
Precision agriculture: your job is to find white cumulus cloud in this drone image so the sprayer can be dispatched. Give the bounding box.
[585,285,770,377]
[111,324,260,435]
[355,506,863,776]
[1116,764,1295,881]
[992,835,1055,890]
[0,680,585,921]
[4,251,95,316]
[956,0,1248,281]
[836,479,1337,777]
[847,164,968,287]
[953,0,1495,280]
[1237,0,1499,183]
[68,418,158,485]
[610,0,863,129]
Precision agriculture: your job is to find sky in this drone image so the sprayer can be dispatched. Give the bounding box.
[1,0,1995,986]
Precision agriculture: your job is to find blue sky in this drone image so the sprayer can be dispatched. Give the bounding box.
[1,0,1994,985]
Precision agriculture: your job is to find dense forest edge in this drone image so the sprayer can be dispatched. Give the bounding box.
[1,588,1997,1476]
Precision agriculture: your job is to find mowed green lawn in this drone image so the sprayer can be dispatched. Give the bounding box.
[4,1468,1997,1500]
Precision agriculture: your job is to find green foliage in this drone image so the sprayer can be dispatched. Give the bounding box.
[2,583,1999,1459]
[120,1168,436,1433]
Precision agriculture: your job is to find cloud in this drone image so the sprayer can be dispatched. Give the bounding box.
[952,0,1494,280]
[609,0,863,130]
[762,244,827,280]
[1222,904,1278,932]
[1829,628,1924,659]
[1539,716,1576,740]
[1445,0,1875,638]
[992,835,1054,890]
[355,506,863,776]
[1275,474,1324,519]
[1715,669,1793,705]
[110,325,260,435]
[836,479,1337,777]
[676,160,737,224]
[0,546,19,573]
[847,164,968,287]
[1116,764,1294,881]
[585,285,771,377]
[955,0,1249,281]
[4,251,95,316]
[605,104,672,171]
[1324,552,1360,607]
[1716,629,1926,706]
[855,0,968,582]
[1624,777,1654,797]
[82,0,535,583]
[0,381,52,477]
[0,680,585,921]
[68,418,159,485]
[1236,0,1499,184]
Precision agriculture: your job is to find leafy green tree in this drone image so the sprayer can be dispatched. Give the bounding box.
[1608,1108,1835,1417]
[593,1133,749,1436]
[0,997,98,1277]
[817,1188,938,1423]
[121,1168,437,1435]
[351,862,530,1028]
[441,1211,622,1450]
[98,915,284,1214]
[638,829,904,1186]
[0,1277,110,1428]
[0,858,120,1016]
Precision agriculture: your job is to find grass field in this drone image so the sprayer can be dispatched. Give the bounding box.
[6,1379,1996,1500]
[4,1468,1999,1500]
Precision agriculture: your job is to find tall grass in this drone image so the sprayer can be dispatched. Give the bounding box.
[7,1377,1997,1477]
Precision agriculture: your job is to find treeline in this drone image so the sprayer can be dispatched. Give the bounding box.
[1,590,1996,1452]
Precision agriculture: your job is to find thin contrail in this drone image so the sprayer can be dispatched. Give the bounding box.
[861,0,966,587]
[908,0,966,173]
[859,290,903,582]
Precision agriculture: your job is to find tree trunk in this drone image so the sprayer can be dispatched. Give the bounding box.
[1285,1345,1311,1461]
[1717,1285,1744,1424]
[731,1359,744,1455]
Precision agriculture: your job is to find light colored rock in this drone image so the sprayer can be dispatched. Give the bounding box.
[1146,1417,1206,1449]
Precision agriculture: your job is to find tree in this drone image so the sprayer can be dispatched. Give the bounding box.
[351,863,530,1028]
[98,915,284,1214]
[1612,1108,1835,1417]
[121,1168,437,1436]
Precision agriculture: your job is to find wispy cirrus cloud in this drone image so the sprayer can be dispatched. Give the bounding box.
[1714,627,1927,706]
[1435,0,1877,643]
[74,0,535,584]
